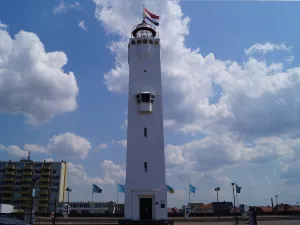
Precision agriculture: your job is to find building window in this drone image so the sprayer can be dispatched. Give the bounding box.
[137,40,142,44]
[131,40,136,45]
[143,39,148,44]
[154,40,159,45]
[141,93,150,103]
[144,127,147,137]
[149,40,153,45]
[53,170,56,174]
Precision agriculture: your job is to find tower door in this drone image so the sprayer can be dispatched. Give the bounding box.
[139,198,152,220]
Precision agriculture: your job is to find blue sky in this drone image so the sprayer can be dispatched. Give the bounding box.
[1,0,300,208]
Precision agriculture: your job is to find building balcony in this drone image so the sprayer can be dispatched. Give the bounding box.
[22,183,31,188]
[41,171,50,176]
[3,183,13,187]
[39,197,49,201]
[21,189,30,194]
[2,196,12,201]
[4,171,15,176]
[20,196,30,201]
[40,178,50,182]
[39,190,49,195]
[38,203,48,208]
[3,177,14,182]
[24,164,33,169]
[22,177,32,182]
[23,172,33,176]
[5,165,15,170]
[2,189,12,194]
[40,184,49,188]
[41,165,51,170]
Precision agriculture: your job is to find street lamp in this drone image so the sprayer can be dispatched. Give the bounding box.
[52,186,58,225]
[275,195,278,206]
[231,183,238,225]
[215,187,220,202]
[66,187,72,215]
[30,177,39,224]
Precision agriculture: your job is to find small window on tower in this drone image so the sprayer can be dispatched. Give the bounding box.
[149,40,153,45]
[154,40,159,45]
[144,127,147,137]
[136,94,141,103]
[141,93,150,103]
[143,39,148,44]
[150,94,155,103]
[137,40,142,45]
[131,40,136,45]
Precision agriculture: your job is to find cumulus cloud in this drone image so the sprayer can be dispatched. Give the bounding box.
[244,42,293,56]
[0,30,78,125]
[93,0,300,191]
[0,21,8,30]
[78,20,87,31]
[0,132,91,159]
[53,1,82,14]
[112,139,127,148]
[285,56,295,64]
[95,142,108,151]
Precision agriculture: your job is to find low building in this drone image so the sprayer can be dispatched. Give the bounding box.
[56,201,116,214]
[199,203,214,213]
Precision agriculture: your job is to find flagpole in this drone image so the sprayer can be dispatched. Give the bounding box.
[143,4,145,20]
[117,182,119,213]
[188,183,190,204]
[235,184,239,211]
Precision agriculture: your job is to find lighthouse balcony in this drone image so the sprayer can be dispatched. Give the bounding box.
[136,92,155,113]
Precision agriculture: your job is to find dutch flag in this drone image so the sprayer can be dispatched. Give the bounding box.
[144,7,159,26]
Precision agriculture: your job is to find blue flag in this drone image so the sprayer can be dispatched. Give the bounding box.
[189,183,197,193]
[166,185,174,194]
[93,184,102,193]
[118,183,125,193]
[236,184,242,194]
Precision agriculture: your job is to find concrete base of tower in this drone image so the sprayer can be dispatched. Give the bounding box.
[124,188,168,221]
[118,220,174,225]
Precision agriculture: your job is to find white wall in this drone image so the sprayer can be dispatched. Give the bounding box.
[125,37,167,220]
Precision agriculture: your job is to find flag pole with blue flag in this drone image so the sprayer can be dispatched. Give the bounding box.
[189,183,197,203]
[117,183,125,212]
[92,184,102,203]
[166,184,174,194]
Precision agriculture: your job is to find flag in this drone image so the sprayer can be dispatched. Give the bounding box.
[166,185,174,194]
[118,183,125,193]
[144,7,159,26]
[236,184,242,194]
[93,184,102,193]
[189,183,197,193]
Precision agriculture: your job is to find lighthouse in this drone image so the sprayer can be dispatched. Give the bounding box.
[124,8,168,222]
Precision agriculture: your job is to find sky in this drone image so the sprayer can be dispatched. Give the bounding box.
[1,0,300,208]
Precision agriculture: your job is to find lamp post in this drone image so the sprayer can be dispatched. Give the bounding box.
[215,187,220,202]
[30,177,39,225]
[231,183,238,225]
[66,187,72,214]
[52,186,58,225]
[275,195,278,206]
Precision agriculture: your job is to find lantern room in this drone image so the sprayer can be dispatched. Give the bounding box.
[135,92,155,113]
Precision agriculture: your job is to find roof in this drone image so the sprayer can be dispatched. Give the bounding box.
[259,206,273,212]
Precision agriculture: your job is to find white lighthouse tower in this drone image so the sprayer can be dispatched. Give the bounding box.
[124,17,168,221]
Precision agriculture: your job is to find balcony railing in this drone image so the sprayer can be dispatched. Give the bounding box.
[5,171,15,175]
[41,171,50,176]
[3,183,13,187]
[4,177,14,182]
[23,178,32,182]
[40,178,50,182]
[41,165,51,170]
[2,189,12,194]
[38,203,48,207]
[2,196,12,201]
[5,165,15,170]
[21,190,31,195]
[39,190,49,195]
[40,184,49,188]
[39,197,49,201]
[20,196,30,201]
[23,172,33,176]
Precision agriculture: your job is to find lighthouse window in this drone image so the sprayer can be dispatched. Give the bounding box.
[149,40,153,45]
[131,40,136,45]
[135,94,141,103]
[150,94,155,103]
[141,93,150,103]
[143,39,148,44]
[154,40,159,45]
[144,127,147,137]
[137,40,142,45]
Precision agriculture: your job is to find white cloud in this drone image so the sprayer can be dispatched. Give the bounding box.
[0,21,8,30]
[95,142,108,151]
[44,158,54,162]
[0,30,78,125]
[112,139,127,148]
[78,20,87,31]
[0,132,91,159]
[53,1,82,14]
[285,55,295,64]
[244,42,293,55]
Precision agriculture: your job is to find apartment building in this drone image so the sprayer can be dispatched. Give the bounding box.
[0,154,67,213]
